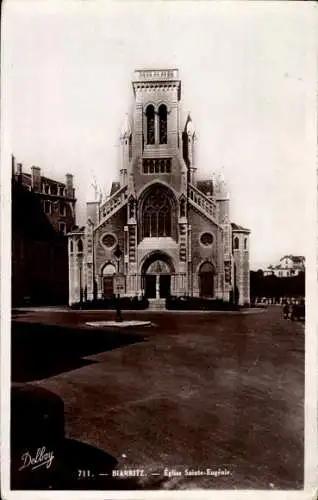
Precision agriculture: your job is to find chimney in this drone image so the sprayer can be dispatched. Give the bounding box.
[11,155,15,177]
[65,173,74,198]
[31,166,41,192]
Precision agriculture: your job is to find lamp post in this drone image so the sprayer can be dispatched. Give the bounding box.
[78,254,83,309]
[92,222,97,301]
[114,243,123,322]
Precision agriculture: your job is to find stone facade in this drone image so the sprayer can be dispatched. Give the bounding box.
[68,69,250,306]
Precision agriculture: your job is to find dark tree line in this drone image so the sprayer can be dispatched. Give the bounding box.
[250,270,305,303]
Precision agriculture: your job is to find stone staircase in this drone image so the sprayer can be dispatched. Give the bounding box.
[148,298,166,311]
[98,185,128,224]
[188,183,217,222]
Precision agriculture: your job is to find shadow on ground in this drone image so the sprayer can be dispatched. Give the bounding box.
[11,437,144,490]
[11,383,143,490]
[11,321,147,382]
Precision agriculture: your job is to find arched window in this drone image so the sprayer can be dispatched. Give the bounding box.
[78,239,83,253]
[70,240,73,253]
[244,238,247,250]
[158,104,167,144]
[146,105,155,144]
[234,237,239,250]
[142,187,172,238]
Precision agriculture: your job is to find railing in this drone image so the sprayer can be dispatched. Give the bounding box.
[133,69,179,81]
[188,184,217,220]
[99,185,128,221]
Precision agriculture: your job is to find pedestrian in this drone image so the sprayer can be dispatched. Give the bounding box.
[282,301,289,319]
[115,293,122,322]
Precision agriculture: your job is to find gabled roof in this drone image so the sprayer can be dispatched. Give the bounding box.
[231,222,250,233]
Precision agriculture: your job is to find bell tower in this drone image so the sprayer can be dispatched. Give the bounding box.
[131,69,181,158]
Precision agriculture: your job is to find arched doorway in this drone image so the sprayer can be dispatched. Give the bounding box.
[142,253,174,299]
[102,263,116,298]
[199,261,215,298]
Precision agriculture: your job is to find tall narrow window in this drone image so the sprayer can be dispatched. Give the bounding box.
[78,239,83,253]
[234,237,239,250]
[159,104,167,144]
[129,134,132,160]
[146,105,155,144]
[142,187,172,238]
[129,198,135,219]
[180,198,186,218]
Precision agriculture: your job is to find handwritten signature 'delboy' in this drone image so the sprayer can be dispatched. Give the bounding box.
[18,447,55,471]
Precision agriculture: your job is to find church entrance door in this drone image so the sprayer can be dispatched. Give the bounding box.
[144,275,156,299]
[199,262,215,298]
[159,275,171,298]
[102,263,116,299]
[142,254,174,300]
[103,277,114,298]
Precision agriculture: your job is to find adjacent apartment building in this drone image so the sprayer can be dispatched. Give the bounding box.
[12,157,76,305]
[263,255,305,278]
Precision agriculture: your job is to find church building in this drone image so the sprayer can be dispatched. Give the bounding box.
[68,69,250,307]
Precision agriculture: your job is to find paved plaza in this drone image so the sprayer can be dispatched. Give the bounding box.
[11,306,304,490]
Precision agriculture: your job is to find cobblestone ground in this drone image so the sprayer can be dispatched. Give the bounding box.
[11,306,304,490]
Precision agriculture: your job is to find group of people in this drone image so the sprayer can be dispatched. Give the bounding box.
[282,298,305,321]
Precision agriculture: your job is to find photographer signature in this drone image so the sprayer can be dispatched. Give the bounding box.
[19,447,55,471]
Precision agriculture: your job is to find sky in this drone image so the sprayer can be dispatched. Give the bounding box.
[3,1,317,270]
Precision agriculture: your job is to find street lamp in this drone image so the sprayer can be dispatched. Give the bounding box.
[78,254,83,308]
[91,221,97,301]
[113,243,123,322]
[114,243,122,273]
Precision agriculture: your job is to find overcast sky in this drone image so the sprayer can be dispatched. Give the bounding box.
[4,1,317,270]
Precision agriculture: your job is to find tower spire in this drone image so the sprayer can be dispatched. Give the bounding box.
[120,113,131,139]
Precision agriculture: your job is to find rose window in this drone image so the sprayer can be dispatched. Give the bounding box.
[200,232,213,246]
[102,234,116,248]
